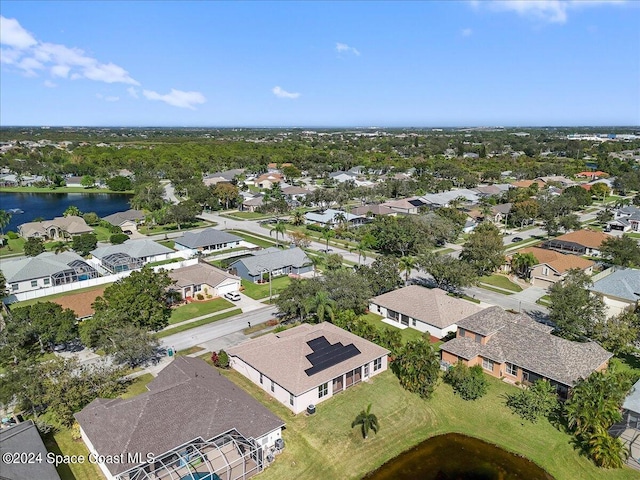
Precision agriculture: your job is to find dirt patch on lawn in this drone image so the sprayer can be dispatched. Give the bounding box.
[53,287,105,318]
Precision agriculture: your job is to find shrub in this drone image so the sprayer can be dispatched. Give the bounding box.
[273,325,288,333]
[307,224,328,233]
[110,233,129,244]
[505,379,557,423]
[217,350,230,368]
[6,231,18,239]
[196,294,204,300]
[70,422,82,440]
[266,319,279,326]
[444,362,488,400]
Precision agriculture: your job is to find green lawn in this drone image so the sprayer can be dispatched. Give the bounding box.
[147,257,182,268]
[92,225,113,242]
[362,312,427,344]
[0,237,26,256]
[169,298,234,324]
[177,346,205,356]
[221,211,270,220]
[158,240,175,249]
[220,368,638,480]
[480,274,523,292]
[156,309,242,338]
[119,373,154,399]
[241,276,291,300]
[138,220,214,235]
[43,427,104,480]
[537,295,552,306]
[226,230,279,248]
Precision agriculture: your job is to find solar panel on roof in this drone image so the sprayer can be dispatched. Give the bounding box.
[304,336,361,376]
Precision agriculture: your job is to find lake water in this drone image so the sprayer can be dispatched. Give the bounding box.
[365,433,554,480]
[0,192,133,232]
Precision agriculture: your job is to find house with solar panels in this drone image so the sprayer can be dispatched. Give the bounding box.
[227,322,389,414]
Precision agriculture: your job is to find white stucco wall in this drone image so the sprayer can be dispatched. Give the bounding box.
[79,426,116,480]
[601,295,635,318]
[369,302,452,338]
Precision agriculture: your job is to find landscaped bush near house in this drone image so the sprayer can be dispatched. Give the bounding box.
[7,231,19,239]
[505,379,558,423]
[211,350,229,368]
[307,224,328,233]
[196,294,204,300]
[110,233,129,244]
[444,363,488,401]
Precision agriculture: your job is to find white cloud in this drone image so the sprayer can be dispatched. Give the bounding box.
[461,28,473,37]
[127,86,139,99]
[272,86,301,99]
[0,17,37,49]
[104,96,119,102]
[473,0,627,24]
[142,89,206,109]
[51,64,70,78]
[336,42,360,56]
[17,57,43,76]
[43,80,57,88]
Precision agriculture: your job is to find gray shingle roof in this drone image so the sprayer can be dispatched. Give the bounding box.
[1,251,89,283]
[91,239,173,260]
[228,323,389,396]
[441,307,612,386]
[102,209,145,226]
[231,247,311,276]
[370,286,484,329]
[0,420,61,480]
[19,215,93,237]
[174,228,242,249]
[75,357,284,477]
[590,268,640,302]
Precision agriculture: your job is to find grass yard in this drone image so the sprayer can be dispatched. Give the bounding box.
[0,236,26,256]
[362,312,427,344]
[147,257,182,268]
[480,274,523,292]
[537,295,552,306]
[241,276,291,300]
[169,298,234,324]
[226,230,279,248]
[221,211,270,220]
[156,309,242,338]
[220,368,638,480]
[43,427,104,480]
[138,220,214,235]
[158,240,175,249]
[177,346,205,356]
[120,374,154,399]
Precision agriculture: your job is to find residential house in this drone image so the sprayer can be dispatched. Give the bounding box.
[168,262,241,299]
[510,179,546,189]
[609,378,640,471]
[576,171,609,180]
[440,307,612,398]
[0,420,62,480]
[304,209,367,229]
[102,209,146,233]
[512,246,594,289]
[65,175,84,187]
[174,229,242,255]
[90,239,174,273]
[282,185,312,204]
[380,196,426,215]
[1,251,99,295]
[463,218,477,234]
[229,247,312,283]
[369,285,484,339]
[241,195,264,212]
[472,184,513,197]
[202,168,244,187]
[589,268,640,317]
[350,204,395,218]
[75,357,285,480]
[535,175,576,187]
[228,322,389,414]
[607,206,640,232]
[419,189,480,209]
[255,172,284,189]
[18,216,94,240]
[328,171,358,183]
[542,229,610,257]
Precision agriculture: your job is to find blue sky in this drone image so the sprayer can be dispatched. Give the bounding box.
[1,1,638,127]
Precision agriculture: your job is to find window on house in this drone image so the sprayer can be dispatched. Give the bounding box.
[194,284,202,292]
[43,278,50,285]
[364,364,370,377]
[474,334,482,344]
[374,357,382,372]
[260,373,263,384]
[506,363,517,376]
[11,283,18,291]
[459,328,466,337]
[289,393,294,406]
[271,381,275,392]
[542,267,549,276]
[412,318,417,327]
[318,383,328,398]
[31,280,38,287]
[482,358,494,371]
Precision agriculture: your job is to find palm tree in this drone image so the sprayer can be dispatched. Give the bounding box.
[587,426,629,469]
[399,256,416,285]
[269,221,286,248]
[291,208,305,226]
[333,212,347,230]
[350,242,368,265]
[304,291,336,323]
[309,254,322,278]
[321,229,335,251]
[0,210,11,236]
[53,241,70,254]
[351,403,379,439]
[510,252,538,278]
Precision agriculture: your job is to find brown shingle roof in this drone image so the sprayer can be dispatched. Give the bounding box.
[227,323,389,396]
[517,247,594,274]
[351,204,395,216]
[168,262,239,289]
[550,229,610,249]
[370,286,484,329]
[442,307,612,386]
[75,357,284,477]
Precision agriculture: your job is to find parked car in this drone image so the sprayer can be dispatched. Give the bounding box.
[319,248,333,253]
[511,237,523,243]
[224,292,241,302]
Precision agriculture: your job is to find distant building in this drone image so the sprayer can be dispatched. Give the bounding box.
[589,268,640,318]
[168,262,241,299]
[102,209,146,233]
[542,229,610,257]
[304,209,367,229]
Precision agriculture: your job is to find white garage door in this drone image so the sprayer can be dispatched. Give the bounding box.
[216,281,240,296]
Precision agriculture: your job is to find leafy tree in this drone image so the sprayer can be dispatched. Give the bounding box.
[510,252,538,278]
[505,380,558,423]
[53,241,70,254]
[600,235,640,267]
[562,185,593,208]
[0,271,6,298]
[443,363,488,401]
[213,183,239,209]
[282,165,301,181]
[596,209,614,225]
[24,237,45,257]
[591,183,610,202]
[356,256,403,296]
[460,222,505,276]
[213,349,230,368]
[418,253,478,292]
[270,221,287,247]
[0,209,11,235]
[168,200,200,229]
[108,325,160,367]
[558,214,581,232]
[288,230,311,248]
[322,269,372,314]
[351,403,379,439]
[325,253,344,271]
[305,291,336,322]
[592,311,640,356]
[81,175,95,188]
[71,233,97,256]
[509,200,539,229]
[399,256,416,285]
[82,212,100,226]
[542,217,559,238]
[586,427,629,469]
[106,175,132,191]
[392,338,440,399]
[548,269,605,341]
[110,233,130,244]
[290,208,305,226]
[63,205,82,217]
[274,278,323,321]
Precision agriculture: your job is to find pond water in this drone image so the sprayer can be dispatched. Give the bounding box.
[0,192,133,232]
[365,433,554,480]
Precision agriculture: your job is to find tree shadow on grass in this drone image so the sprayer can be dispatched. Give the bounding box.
[42,432,74,480]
